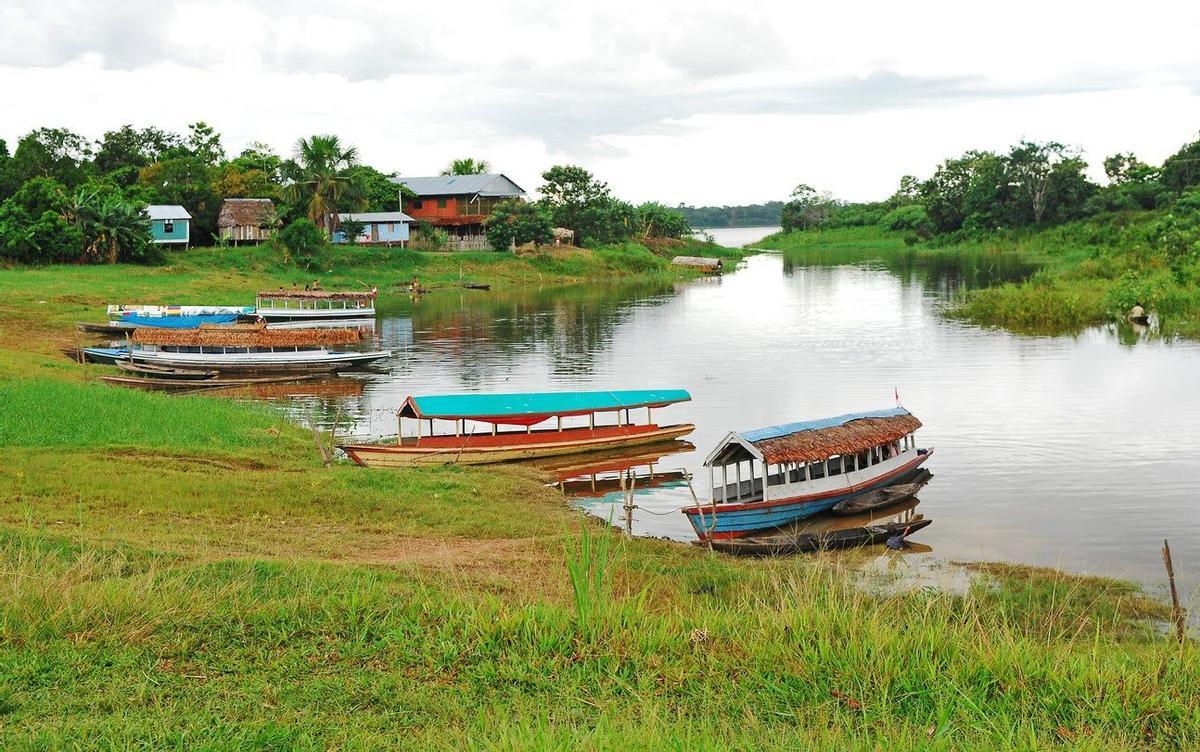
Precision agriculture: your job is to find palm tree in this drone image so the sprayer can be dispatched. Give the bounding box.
[441,157,490,176]
[284,135,364,235]
[67,186,152,263]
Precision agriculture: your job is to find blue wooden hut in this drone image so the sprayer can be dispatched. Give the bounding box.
[332,212,413,246]
[146,205,192,247]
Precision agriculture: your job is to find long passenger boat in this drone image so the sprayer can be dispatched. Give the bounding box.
[340,389,695,467]
[80,324,390,373]
[682,408,933,541]
[254,289,377,321]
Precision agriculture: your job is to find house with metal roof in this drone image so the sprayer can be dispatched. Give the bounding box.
[332,211,414,246]
[391,173,526,249]
[146,205,191,247]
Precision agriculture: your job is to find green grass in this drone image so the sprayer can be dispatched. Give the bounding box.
[756,218,1200,336]
[0,238,1196,748]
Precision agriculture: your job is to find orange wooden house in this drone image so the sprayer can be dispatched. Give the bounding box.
[392,173,526,248]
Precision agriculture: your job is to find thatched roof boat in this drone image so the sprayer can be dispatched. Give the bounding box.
[254,289,378,321]
[683,408,933,541]
[123,323,388,373]
[133,323,363,348]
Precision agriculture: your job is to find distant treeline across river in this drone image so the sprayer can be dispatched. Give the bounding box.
[677,201,783,228]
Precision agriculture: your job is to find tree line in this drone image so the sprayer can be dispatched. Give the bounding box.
[780,134,1200,243]
[675,202,784,228]
[0,123,694,266]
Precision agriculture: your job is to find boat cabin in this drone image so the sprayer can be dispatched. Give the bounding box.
[704,408,924,505]
[396,389,692,445]
[255,289,377,317]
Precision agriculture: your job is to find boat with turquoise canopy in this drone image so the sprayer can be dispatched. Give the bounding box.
[682,407,933,541]
[340,389,695,467]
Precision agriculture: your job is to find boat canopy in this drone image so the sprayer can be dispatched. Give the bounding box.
[398,389,691,426]
[132,323,363,347]
[256,290,376,301]
[704,407,921,466]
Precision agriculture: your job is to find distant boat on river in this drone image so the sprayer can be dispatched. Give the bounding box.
[341,389,695,467]
[682,408,933,541]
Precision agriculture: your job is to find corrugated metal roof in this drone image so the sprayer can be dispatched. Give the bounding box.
[392,173,526,198]
[399,389,691,421]
[146,205,191,220]
[336,212,414,223]
[742,408,913,442]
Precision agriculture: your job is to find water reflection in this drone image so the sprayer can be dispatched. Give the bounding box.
[258,250,1200,589]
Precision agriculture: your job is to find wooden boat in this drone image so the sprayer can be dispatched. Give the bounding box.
[107,304,254,318]
[100,373,325,392]
[78,322,137,335]
[76,347,130,365]
[115,361,218,380]
[340,389,695,467]
[831,469,933,515]
[704,518,933,557]
[116,324,390,373]
[682,407,933,541]
[254,289,376,321]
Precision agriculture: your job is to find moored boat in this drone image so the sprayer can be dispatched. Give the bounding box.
[254,289,377,320]
[682,407,933,541]
[111,324,389,373]
[340,389,695,467]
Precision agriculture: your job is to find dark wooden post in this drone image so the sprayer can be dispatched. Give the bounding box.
[1162,539,1186,644]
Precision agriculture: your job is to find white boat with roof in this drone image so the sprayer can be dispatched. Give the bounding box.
[254,289,377,320]
[682,407,933,541]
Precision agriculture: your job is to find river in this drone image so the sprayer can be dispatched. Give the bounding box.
[269,226,1200,590]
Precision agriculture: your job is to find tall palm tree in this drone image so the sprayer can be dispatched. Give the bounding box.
[284,135,364,235]
[441,157,490,176]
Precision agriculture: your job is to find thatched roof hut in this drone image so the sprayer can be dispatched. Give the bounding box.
[672,256,723,272]
[133,323,362,348]
[706,408,922,466]
[218,199,279,244]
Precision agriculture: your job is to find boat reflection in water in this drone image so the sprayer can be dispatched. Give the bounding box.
[548,441,697,533]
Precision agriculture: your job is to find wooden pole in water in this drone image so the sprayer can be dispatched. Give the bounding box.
[1162,539,1186,644]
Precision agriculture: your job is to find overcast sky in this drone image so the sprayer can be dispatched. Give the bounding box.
[2,1,1199,205]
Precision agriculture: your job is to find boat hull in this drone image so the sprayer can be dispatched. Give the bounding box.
[684,451,933,540]
[126,349,391,373]
[341,423,696,467]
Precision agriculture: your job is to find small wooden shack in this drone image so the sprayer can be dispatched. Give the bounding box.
[671,256,723,273]
[217,199,278,245]
[147,205,191,247]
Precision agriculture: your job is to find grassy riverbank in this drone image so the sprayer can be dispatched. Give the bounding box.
[0,255,1197,748]
[757,215,1200,336]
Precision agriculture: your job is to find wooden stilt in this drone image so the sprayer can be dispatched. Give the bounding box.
[1163,539,1187,644]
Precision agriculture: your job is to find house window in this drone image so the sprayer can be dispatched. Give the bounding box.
[163,220,174,233]
[412,200,424,210]
[437,198,449,209]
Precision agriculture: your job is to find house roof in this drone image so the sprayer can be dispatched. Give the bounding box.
[398,389,691,423]
[392,173,526,198]
[217,198,277,228]
[336,212,414,223]
[705,408,922,466]
[146,205,191,220]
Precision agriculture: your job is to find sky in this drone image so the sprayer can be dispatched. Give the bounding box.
[2,0,1199,206]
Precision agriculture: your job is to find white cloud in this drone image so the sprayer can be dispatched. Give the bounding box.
[1,0,1199,204]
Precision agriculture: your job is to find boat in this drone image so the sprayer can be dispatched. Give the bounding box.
[340,389,695,467]
[703,518,933,557]
[92,324,389,373]
[254,289,377,321]
[107,304,255,318]
[830,469,933,515]
[75,347,130,365]
[116,361,218,380]
[99,373,325,392]
[682,407,933,541]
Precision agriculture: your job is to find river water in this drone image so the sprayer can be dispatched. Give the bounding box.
[272,226,1200,590]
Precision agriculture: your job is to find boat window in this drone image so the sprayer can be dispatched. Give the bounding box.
[789,464,803,483]
[809,460,826,480]
[828,455,843,476]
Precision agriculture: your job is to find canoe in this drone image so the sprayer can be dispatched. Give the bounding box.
[342,423,696,467]
[703,518,933,557]
[75,347,131,365]
[115,361,218,380]
[100,373,325,392]
[831,469,933,515]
